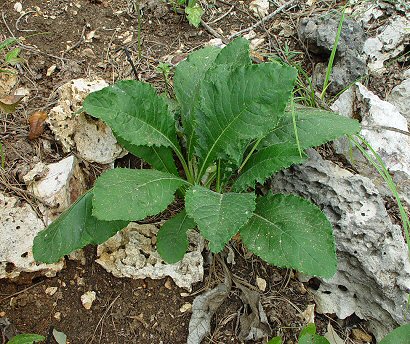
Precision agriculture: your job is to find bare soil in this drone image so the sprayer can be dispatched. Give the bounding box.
[0,0,382,343]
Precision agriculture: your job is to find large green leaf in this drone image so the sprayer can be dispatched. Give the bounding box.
[92,168,187,221]
[185,185,255,252]
[116,135,178,176]
[233,143,307,191]
[33,190,128,263]
[157,209,196,263]
[8,334,45,344]
[379,324,410,344]
[174,38,252,159]
[240,194,337,277]
[196,62,297,177]
[83,80,180,151]
[262,106,361,149]
[174,46,220,158]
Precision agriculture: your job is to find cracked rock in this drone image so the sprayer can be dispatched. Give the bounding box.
[47,78,126,164]
[270,150,410,341]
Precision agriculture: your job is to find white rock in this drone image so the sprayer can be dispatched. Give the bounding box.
[47,79,126,164]
[332,83,410,204]
[0,192,64,279]
[96,223,204,291]
[249,0,269,17]
[14,2,22,12]
[81,291,96,310]
[270,150,410,341]
[205,38,225,49]
[23,155,86,221]
[45,287,58,296]
[180,302,192,313]
[362,16,410,74]
[256,276,266,292]
[388,77,410,122]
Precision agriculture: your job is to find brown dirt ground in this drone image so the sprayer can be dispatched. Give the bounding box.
[0,0,394,342]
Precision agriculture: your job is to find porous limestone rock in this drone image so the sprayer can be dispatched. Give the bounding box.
[298,11,366,57]
[331,83,410,204]
[23,155,86,222]
[363,16,410,74]
[0,192,64,279]
[388,77,410,122]
[298,12,368,94]
[47,78,125,164]
[96,223,204,291]
[269,150,410,341]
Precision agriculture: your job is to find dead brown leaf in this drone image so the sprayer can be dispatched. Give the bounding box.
[28,111,48,140]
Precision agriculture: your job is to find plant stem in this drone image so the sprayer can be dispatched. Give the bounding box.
[237,138,262,174]
[216,159,221,192]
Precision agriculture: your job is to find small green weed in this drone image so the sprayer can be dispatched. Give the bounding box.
[0,37,23,72]
[33,38,360,279]
[168,0,204,27]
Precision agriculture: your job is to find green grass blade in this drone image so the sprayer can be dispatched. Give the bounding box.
[321,6,346,99]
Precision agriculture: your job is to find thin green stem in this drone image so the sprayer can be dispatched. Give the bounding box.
[321,5,346,100]
[238,138,262,174]
[174,147,193,184]
[216,159,221,192]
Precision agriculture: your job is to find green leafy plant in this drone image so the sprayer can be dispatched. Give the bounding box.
[7,333,45,344]
[33,38,360,278]
[0,37,23,73]
[169,0,204,27]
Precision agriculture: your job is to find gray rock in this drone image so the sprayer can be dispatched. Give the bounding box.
[270,150,410,341]
[298,12,368,95]
[313,51,367,95]
[388,77,410,122]
[298,11,366,56]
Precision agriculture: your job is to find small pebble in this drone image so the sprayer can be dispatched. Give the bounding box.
[81,291,96,310]
[179,302,192,313]
[352,328,373,342]
[45,287,58,296]
[164,278,172,290]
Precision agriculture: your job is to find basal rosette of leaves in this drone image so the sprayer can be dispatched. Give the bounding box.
[33,38,360,278]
